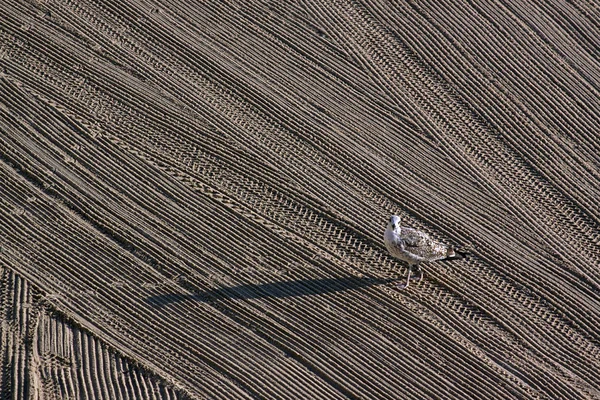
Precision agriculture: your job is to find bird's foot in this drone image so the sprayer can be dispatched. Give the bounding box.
[413,269,423,283]
[395,270,412,290]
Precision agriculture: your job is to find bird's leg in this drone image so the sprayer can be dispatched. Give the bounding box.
[413,264,423,283]
[396,267,412,290]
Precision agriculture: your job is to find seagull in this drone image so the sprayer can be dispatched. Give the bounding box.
[384,215,462,290]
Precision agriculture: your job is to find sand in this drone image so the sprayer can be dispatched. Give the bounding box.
[1,0,599,398]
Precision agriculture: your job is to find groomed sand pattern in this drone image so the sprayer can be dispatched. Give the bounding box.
[1,0,599,398]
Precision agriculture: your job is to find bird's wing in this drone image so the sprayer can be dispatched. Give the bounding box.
[399,227,431,248]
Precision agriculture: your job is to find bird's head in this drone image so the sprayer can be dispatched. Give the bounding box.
[387,215,401,231]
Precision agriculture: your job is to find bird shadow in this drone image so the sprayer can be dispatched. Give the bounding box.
[145,275,394,308]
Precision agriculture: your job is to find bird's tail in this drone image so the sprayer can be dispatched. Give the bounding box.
[445,245,469,260]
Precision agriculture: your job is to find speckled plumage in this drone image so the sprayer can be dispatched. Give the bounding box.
[384,215,457,289]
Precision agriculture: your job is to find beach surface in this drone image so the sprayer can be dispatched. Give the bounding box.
[1,1,599,398]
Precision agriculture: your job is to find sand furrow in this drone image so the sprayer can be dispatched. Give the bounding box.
[2,66,596,396]
[313,0,600,325]
[1,160,349,397]
[2,0,600,398]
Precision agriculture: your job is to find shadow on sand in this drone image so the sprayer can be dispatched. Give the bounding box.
[145,276,394,307]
